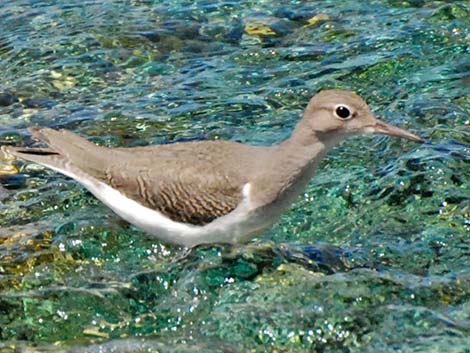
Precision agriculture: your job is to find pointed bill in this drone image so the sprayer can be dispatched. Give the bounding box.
[372,120,424,143]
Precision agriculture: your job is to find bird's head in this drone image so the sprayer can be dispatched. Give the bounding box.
[302,90,423,145]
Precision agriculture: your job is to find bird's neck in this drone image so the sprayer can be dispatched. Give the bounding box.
[282,118,347,150]
[277,134,327,174]
[283,118,321,147]
[273,118,348,186]
[246,121,346,212]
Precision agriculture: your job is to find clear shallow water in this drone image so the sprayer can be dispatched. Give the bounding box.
[0,0,469,352]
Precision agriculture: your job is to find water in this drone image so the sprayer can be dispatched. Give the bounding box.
[0,0,469,352]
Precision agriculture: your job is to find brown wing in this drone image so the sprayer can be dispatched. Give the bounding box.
[104,150,246,226]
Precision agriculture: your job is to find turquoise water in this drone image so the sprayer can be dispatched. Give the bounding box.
[0,0,469,352]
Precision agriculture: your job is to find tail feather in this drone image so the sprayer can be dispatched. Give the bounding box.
[2,145,68,171]
[30,127,92,148]
[2,127,109,179]
[10,148,59,156]
[29,127,98,157]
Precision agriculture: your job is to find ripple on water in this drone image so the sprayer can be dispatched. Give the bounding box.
[0,0,469,351]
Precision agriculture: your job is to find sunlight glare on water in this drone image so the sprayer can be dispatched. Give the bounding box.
[0,0,469,352]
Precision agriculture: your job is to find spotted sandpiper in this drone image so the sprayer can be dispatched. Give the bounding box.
[2,90,423,247]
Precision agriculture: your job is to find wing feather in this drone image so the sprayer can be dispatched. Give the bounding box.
[104,153,246,225]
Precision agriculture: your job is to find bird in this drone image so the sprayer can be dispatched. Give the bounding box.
[1,90,423,247]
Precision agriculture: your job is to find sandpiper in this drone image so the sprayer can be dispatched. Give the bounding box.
[2,90,423,247]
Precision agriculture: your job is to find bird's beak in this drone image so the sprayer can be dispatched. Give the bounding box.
[370,120,424,143]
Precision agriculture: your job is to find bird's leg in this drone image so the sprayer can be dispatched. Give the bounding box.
[222,240,277,260]
[171,242,230,266]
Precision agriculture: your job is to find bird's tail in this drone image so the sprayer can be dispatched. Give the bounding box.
[1,127,107,179]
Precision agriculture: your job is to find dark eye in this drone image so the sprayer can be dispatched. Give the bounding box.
[335,105,351,119]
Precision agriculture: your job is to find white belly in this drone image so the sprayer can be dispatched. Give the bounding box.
[93,181,267,247]
[41,160,271,247]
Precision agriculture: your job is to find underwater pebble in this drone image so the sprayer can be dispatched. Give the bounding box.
[52,77,76,90]
[0,184,8,201]
[224,21,245,43]
[270,20,296,36]
[0,173,26,189]
[275,6,318,22]
[141,20,202,42]
[0,164,19,175]
[0,93,19,106]
[306,14,330,26]
[201,19,245,44]
[283,44,330,61]
[162,20,202,39]
[409,99,455,118]
[245,22,277,36]
[0,131,23,144]
[22,98,56,109]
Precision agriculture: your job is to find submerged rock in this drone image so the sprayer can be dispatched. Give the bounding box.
[22,98,56,109]
[0,173,26,189]
[0,93,19,107]
[141,20,202,42]
[275,6,318,22]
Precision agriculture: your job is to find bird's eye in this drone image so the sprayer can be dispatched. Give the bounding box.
[335,105,352,120]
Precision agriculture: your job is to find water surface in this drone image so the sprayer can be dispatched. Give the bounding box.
[0,1,469,352]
